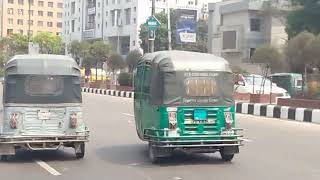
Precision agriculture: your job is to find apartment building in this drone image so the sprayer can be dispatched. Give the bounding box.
[0,0,63,37]
[62,0,219,56]
[207,0,291,73]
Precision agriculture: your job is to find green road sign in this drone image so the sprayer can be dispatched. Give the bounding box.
[145,16,161,30]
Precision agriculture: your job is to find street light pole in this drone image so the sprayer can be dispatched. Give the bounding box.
[149,0,155,53]
[28,0,31,42]
[167,1,172,50]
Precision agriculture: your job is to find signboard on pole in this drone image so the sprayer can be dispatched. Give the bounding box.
[145,16,161,31]
[176,9,197,44]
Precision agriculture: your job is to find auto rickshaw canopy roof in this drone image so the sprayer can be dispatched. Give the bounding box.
[138,50,232,73]
[5,54,80,76]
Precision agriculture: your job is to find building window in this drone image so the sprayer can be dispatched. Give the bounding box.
[222,31,237,50]
[47,22,53,27]
[250,18,261,32]
[112,0,115,4]
[133,18,136,24]
[111,10,115,26]
[71,20,75,32]
[29,10,34,16]
[125,8,131,25]
[47,12,53,17]
[38,21,43,26]
[48,1,53,7]
[71,2,76,14]
[132,40,135,46]
[250,48,256,58]
[57,2,63,8]
[29,0,34,5]
[8,0,13,4]
[7,29,13,35]
[57,22,62,28]
[18,0,23,5]
[38,1,44,7]
[17,19,23,25]
[18,9,24,15]
[134,7,136,12]
[8,18,13,25]
[28,20,33,25]
[17,29,23,34]
[38,11,43,16]
[57,12,63,18]
[8,8,14,15]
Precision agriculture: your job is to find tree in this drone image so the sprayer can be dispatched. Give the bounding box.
[107,54,126,73]
[33,32,63,54]
[286,0,320,38]
[126,50,142,72]
[11,34,28,55]
[285,31,315,73]
[89,40,111,65]
[251,45,286,73]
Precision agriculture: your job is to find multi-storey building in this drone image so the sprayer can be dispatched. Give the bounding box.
[63,0,219,56]
[0,0,63,37]
[207,0,291,74]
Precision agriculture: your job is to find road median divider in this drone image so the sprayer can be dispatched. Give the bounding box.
[82,87,134,98]
[236,102,320,124]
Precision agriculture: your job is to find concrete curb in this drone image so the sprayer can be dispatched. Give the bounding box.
[236,102,320,124]
[82,87,134,99]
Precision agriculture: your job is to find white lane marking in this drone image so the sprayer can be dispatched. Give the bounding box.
[239,138,253,142]
[36,160,61,176]
[122,113,134,117]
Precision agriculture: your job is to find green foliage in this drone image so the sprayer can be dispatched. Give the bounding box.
[251,45,286,73]
[33,32,63,54]
[285,32,316,73]
[107,54,126,72]
[286,0,320,38]
[139,10,208,53]
[118,72,133,86]
[11,34,28,55]
[126,50,142,72]
[90,40,112,64]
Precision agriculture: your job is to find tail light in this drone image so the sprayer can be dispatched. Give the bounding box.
[9,113,19,129]
[167,107,177,130]
[224,112,232,129]
[70,113,77,128]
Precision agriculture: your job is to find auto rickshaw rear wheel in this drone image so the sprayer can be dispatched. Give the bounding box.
[148,143,160,163]
[75,142,85,159]
[220,151,234,162]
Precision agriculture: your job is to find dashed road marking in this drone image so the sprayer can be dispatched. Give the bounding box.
[36,160,61,176]
[239,138,253,142]
[122,113,134,117]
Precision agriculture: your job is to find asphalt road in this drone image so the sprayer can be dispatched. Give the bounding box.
[1,93,320,180]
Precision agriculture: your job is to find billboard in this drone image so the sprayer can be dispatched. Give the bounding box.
[176,9,197,44]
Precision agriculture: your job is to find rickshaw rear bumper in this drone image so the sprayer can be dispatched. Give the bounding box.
[0,133,89,154]
[144,128,244,152]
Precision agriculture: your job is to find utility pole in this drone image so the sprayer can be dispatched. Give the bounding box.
[150,0,155,53]
[28,0,31,42]
[167,1,172,50]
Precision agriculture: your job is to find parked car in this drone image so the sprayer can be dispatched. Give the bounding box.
[235,74,291,98]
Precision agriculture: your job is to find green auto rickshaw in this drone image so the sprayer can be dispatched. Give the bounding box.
[134,51,243,162]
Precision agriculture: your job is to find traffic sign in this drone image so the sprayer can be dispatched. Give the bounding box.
[145,16,161,30]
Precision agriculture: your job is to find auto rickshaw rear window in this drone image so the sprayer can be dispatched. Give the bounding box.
[185,78,217,97]
[25,76,64,96]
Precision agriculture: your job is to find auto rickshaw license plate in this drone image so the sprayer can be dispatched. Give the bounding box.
[38,109,50,120]
[193,109,207,121]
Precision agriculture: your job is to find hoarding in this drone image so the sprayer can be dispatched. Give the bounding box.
[176,9,197,44]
